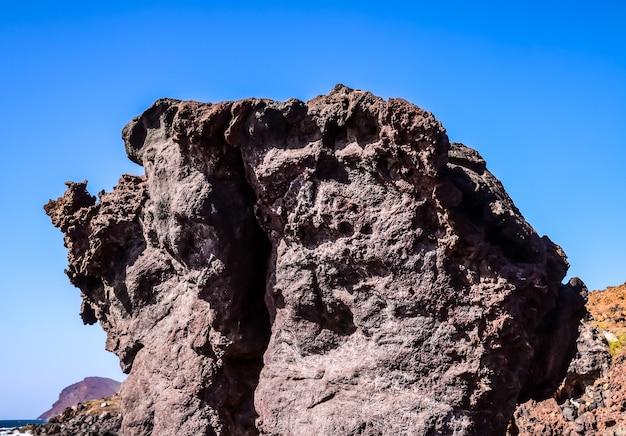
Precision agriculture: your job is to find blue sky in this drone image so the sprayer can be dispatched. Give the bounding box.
[1,1,624,419]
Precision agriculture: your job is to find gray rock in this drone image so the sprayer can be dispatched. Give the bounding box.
[558,322,612,401]
[45,85,586,435]
[563,407,576,421]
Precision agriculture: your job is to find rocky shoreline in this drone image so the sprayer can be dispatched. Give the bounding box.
[21,395,121,436]
[37,377,120,422]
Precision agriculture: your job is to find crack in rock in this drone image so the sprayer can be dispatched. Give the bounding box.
[45,85,587,435]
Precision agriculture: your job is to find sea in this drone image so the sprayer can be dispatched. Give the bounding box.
[0,420,44,435]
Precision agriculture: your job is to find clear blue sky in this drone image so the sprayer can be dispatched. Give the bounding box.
[1,1,624,419]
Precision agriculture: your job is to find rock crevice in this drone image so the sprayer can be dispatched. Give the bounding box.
[45,85,586,435]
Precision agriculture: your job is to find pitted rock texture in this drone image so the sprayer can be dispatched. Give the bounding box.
[45,85,587,435]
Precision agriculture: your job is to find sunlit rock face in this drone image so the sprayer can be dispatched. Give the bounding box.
[45,85,586,435]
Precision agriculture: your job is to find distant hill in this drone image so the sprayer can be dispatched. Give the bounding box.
[38,377,121,421]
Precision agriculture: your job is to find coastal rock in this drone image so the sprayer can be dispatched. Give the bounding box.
[45,85,587,435]
[38,377,121,421]
[25,394,121,436]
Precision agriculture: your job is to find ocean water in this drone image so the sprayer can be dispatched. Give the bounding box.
[0,420,44,435]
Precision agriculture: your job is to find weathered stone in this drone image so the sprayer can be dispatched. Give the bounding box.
[45,85,586,435]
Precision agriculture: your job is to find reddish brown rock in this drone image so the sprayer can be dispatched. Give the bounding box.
[511,284,626,436]
[45,85,586,435]
[510,350,626,436]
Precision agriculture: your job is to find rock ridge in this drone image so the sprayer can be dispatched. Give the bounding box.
[45,85,587,435]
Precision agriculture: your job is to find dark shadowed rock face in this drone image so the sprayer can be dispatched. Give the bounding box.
[509,285,626,435]
[44,85,586,435]
[38,377,121,421]
[508,322,622,436]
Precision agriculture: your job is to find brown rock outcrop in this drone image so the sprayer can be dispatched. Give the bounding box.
[509,323,613,435]
[38,377,121,421]
[588,282,626,355]
[511,284,626,435]
[44,85,586,435]
[512,355,626,435]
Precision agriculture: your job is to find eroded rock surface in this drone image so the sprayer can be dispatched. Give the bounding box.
[45,85,587,435]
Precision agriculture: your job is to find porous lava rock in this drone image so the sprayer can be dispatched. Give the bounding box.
[44,85,587,435]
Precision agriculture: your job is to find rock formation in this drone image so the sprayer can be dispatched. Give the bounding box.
[38,377,121,421]
[44,85,587,435]
[511,283,626,435]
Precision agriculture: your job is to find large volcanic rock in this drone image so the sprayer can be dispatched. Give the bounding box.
[44,85,586,435]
